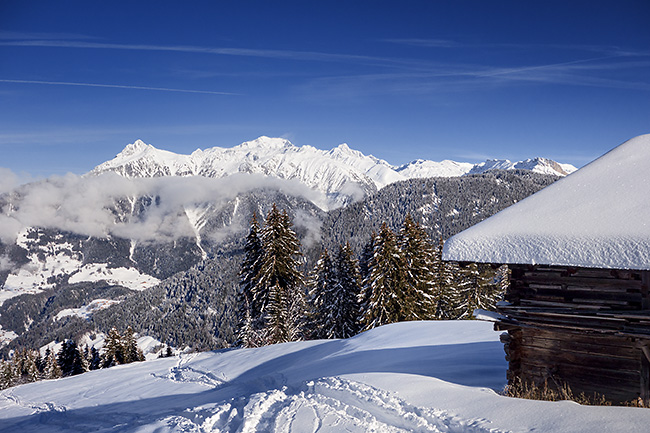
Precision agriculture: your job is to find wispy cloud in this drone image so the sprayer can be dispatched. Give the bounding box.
[0,39,431,70]
[295,52,650,102]
[0,31,96,40]
[385,38,650,57]
[0,79,238,95]
[382,38,462,48]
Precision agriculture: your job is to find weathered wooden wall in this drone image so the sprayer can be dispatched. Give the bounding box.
[495,264,650,404]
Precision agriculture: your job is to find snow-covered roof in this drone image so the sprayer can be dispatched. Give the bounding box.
[443,134,650,271]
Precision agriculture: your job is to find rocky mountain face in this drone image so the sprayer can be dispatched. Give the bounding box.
[0,137,571,353]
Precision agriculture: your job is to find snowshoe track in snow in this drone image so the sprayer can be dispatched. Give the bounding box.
[158,377,506,432]
[152,354,228,388]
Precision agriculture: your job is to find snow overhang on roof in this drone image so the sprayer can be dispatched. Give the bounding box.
[442,134,650,271]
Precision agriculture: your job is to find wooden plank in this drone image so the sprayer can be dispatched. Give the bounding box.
[519,335,640,360]
[642,271,650,310]
[514,275,643,289]
[642,349,650,405]
[496,316,650,338]
[518,345,639,371]
[518,358,640,384]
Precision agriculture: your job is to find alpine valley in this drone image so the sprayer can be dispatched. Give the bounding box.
[0,137,573,354]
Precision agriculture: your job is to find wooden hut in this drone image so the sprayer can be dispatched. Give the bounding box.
[443,134,650,404]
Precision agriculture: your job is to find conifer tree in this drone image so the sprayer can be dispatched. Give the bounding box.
[44,349,62,379]
[309,248,337,339]
[357,233,376,311]
[455,263,501,319]
[358,234,376,283]
[330,243,362,338]
[0,360,15,390]
[399,214,437,321]
[258,205,306,344]
[57,339,86,377]
[122,326,145,363]
[12,349,40,384]
[434,238,460,319]
[237,213,265,347]
[88,347,101,370]
[102,328,125,368]
[360,223,408,331]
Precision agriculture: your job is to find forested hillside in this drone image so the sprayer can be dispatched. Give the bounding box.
[0,170,558,355]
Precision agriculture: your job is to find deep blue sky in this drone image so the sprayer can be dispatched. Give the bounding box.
[1,1,649,177]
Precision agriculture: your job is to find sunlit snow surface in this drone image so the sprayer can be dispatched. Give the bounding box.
[443,134,650,270]
[0,321,647,432]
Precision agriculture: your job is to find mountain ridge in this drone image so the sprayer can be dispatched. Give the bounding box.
[91,137,576,208]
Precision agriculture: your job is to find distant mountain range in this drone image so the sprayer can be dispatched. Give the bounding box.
[0,136,571,353]
[91,137,576,208]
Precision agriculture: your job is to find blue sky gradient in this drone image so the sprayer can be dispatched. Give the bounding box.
[1,0,649,176]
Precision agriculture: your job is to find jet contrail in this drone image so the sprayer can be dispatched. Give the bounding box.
[0,79,238,95]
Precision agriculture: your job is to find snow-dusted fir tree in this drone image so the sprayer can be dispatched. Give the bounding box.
[309,248,337,339]
[360,223,408,331]
[57,339,86,377]
[102,328,125,368]
[357,234,376,312]
[0,360,14,390]
[258,205,306,344]
[359,234,376,283]
[434,238,460,319]
[331,243,362,338]
[399,214,437,321]
[12,349,40,385]
[237,213,265,347]
[122,326,145,363]
[88,347,101,371]
[44,349,62,379]
[455,263,500,319]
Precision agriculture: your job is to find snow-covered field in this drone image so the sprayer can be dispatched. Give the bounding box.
[0,321,647,432]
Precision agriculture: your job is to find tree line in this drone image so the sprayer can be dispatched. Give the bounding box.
[237,205,506,347]
[0,326,147,390]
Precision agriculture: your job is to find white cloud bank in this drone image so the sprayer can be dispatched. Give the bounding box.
[0,171,327,244]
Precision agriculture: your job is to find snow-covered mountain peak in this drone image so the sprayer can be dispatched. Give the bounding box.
[90,137,576,209]
[118,139,154,158]
[468,157,577,176]
[236,136,293,150]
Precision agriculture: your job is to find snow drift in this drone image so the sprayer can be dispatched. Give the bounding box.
[0,321,647,432]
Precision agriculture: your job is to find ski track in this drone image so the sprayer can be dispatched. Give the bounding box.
[153,377,507,433]
[3,389,67,416]
[151,353,228,388]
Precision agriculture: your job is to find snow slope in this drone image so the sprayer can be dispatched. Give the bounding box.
[0,229,160,306]
[0,321,647,432]
[91,137,576,207]
[443,134,650,270]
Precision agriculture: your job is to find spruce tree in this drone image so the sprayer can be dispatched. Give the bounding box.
[88,347,101,370]
[309,248,337,339]
[360,223,408,331]
[12,349,39,385]
[399,214,437,321]
[330,243,362,338]
[0,360,15,390]
[434,238,460,319]
[358,234,376,283]
[357,233,376,312]
[455,263,501,319]
[102,328,125,368]
[44,350,62,379]
[237,213,265,347]
[122,326,145,363]
[258,205,306,344]
[57,340,86,377]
